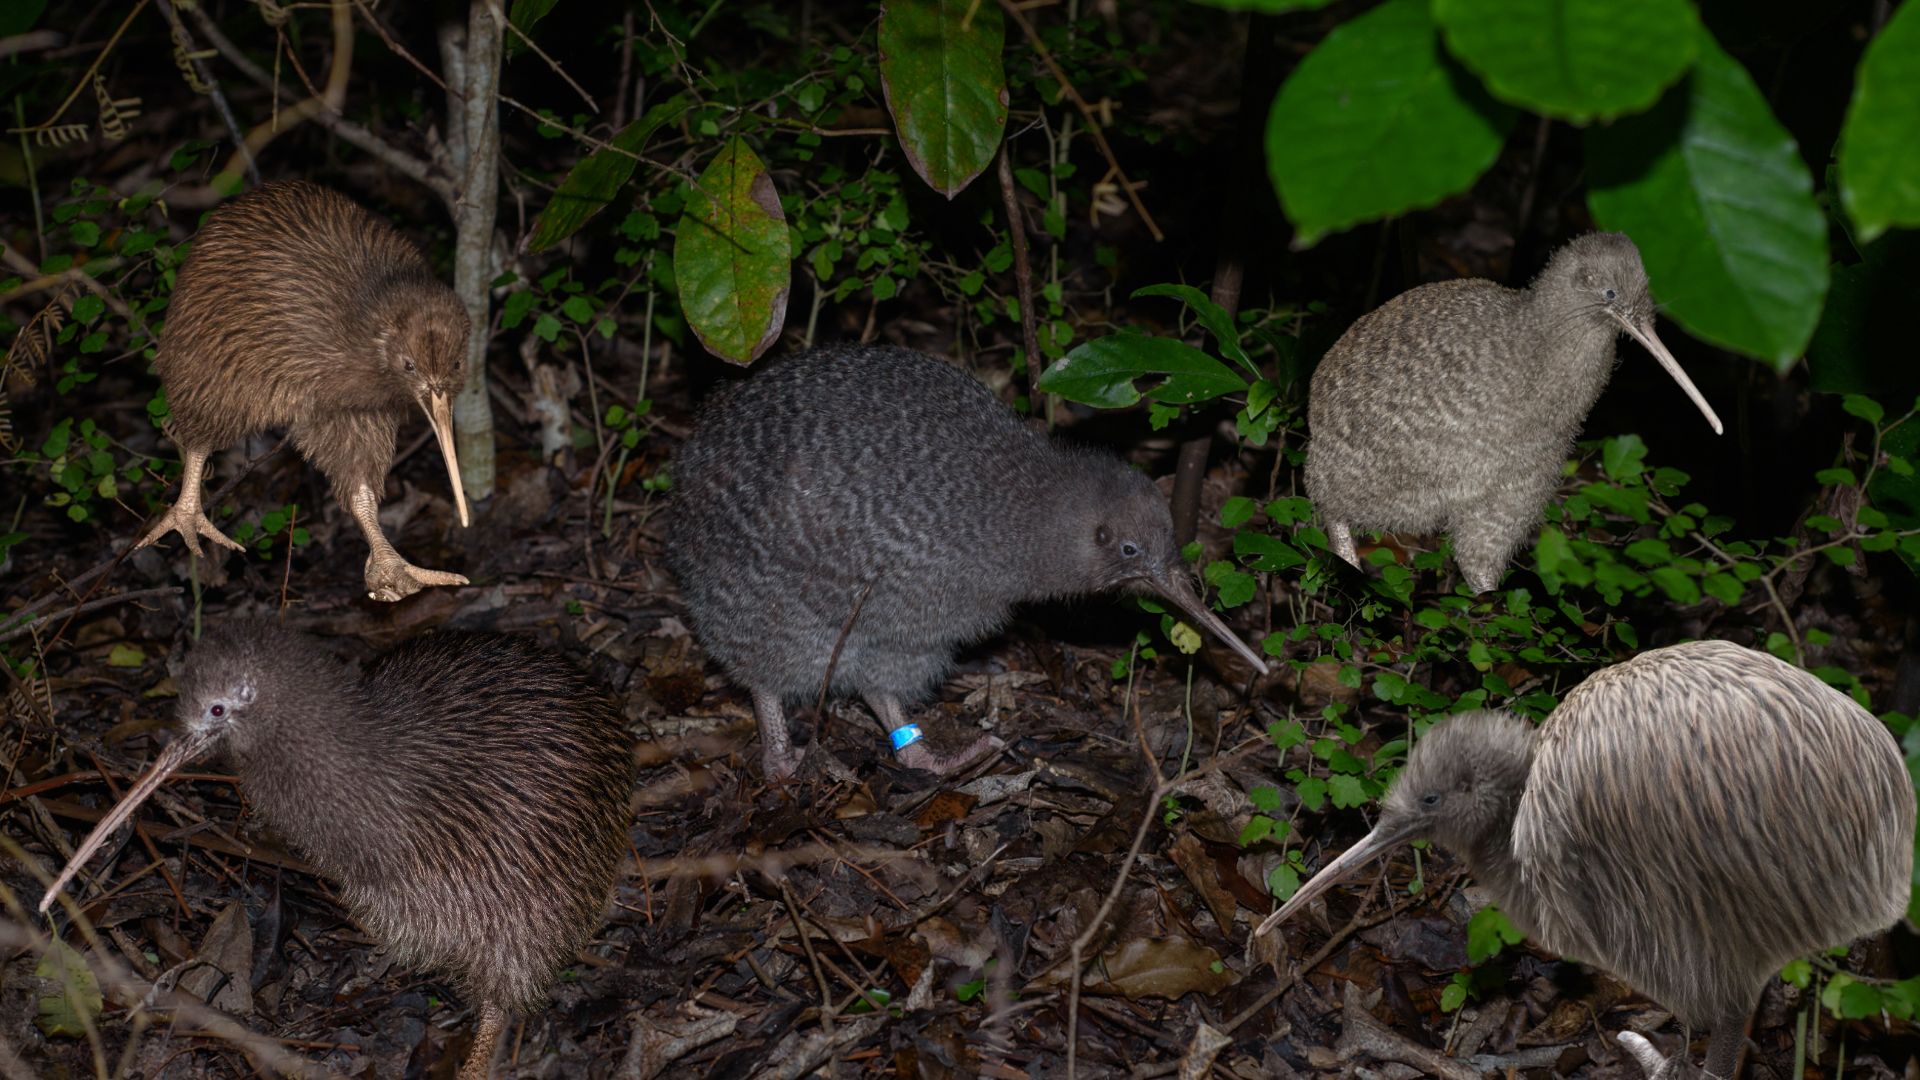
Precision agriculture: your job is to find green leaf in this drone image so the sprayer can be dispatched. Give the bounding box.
[1440,975,1470,1012]
[1602,433,1647,480]
[1432,0,1697,123]
[1220,496,1257,529]
[1843,394,1886,425]
[1648,565,1701,604]
[528,95,691,253]
[1266,0,1515,246]
[1586,28,1827,368]
[1466,905,1523,963]
[1327,774,1368,809]
[1821,973,1886,1020]
[673,138,793,364]
[1132,284,1253,372]
[1839,1,1920,242]
[561,295,594,324]
[1237,815,1275,846]
[1038,333,1247,408]
[106,643,145,668]
[878,0,1008,197]
[506,0,559,55]
[34,939,102,1038]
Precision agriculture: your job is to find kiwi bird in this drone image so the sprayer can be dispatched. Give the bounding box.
[137,179,472,602]
[1256,640,1913,1079]
[665,344,1270,780]
[40,621,633,1080]
[1306,232,1723,593]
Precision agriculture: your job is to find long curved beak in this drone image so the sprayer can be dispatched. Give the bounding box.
[39,728,221,913]
[1146,565,1269,676]
[1611,311,1723,436]
[423,391,471,528]
[1254,819,1413,937]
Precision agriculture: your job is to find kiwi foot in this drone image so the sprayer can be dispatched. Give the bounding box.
[1617,1033,1713,1080]
[364,553,468,602]
[137,502,245,559]
[895,732,1004,776]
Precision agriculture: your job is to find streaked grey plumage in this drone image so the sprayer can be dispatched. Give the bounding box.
[1306,232,1722,593]
[1259,640,1913,1079]
[139,180,473,602]
[40,621,633,1080]
[665,344,1268,779]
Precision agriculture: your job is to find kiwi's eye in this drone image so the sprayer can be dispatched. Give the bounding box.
[403,357,416,372]
[1120,541,1141,558]
[209,703,226,718]
[1603,288,1617,302]
[1421,793,1441,807]
[1096,525,1112,545]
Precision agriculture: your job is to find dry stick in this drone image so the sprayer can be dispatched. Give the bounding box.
[188,7,454,201]
[780,879,836,1033]
[997,0,1161,242]
[211,0,353,186]
[813,578,877,720]
[1218,870,1462,1037]
[996,143,1044,413]
[0,587,180,646]
[153,0,259,186]
[7,0,148,140]
[492,0,599,114]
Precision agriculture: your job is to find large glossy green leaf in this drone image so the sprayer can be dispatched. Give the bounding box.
[1265,0,1515,247]
[1586,30,1827,369]
[878,0,1008,198]
[672,138,792,365]
[529,95,689,253]
[1839,1,1920,243]
[1038,333,1247,408]
[1432,0,1697,122]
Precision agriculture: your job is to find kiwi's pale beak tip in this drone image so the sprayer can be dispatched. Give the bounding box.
[1619,313,1723,436]
[1149,568,1271,677]
[424,392,471,528]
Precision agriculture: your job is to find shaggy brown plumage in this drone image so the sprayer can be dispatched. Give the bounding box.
[1258,640,1913,1080]
[138,179,473,601]
[40,621,634,1080]
[1306,232,1723,594]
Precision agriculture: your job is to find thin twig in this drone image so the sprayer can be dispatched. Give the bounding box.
[997,0,1162,241]
[0,588,180,645]
[780,879,835,1032]
[492,0,598,114]
[996,143,1043,411]
[153,0,259,185]
[814,578,877,720]
[188,6,454,201]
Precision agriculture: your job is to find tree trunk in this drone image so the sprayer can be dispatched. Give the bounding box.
[448,1,501,506]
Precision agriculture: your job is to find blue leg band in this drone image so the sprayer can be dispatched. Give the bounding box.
[890,724,924,753]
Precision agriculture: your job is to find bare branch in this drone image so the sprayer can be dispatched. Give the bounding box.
[187,4,454,201]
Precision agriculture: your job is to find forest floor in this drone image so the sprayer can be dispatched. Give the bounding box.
[2,338,1913,1080]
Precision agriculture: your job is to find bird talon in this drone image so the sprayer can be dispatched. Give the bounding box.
[138,504,243,558]
[364,557,468,602]
[1617,1031,1711,1080]
[894,732,1002,776]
